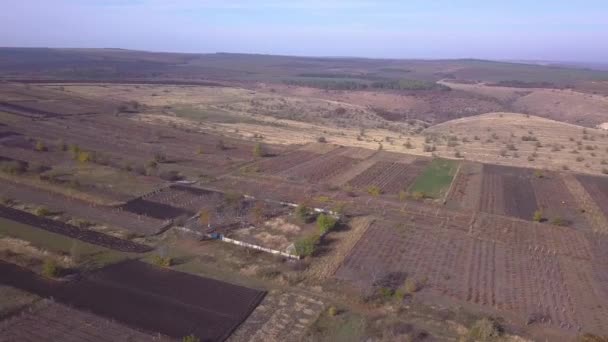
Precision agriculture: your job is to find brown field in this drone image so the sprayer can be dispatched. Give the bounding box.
[335,213,608,335]
[347,160,428,194]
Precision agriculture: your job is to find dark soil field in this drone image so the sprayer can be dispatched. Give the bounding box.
[0,205,151,253]
[0,300,173,342]
[0,260,265,341]
[347,159,428,194]
[479,164,538,220]
[577,174,608,218]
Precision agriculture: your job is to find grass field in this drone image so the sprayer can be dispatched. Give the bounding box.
[408,159,459,198]
[0,217,128,269]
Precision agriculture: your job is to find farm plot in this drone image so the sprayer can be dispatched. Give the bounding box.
[577,174,608,219]
[347,159,428,194]
[0,205,151,253]
[0,179,167,235]
[445,162,483,210]
[0,300,173,342]
[531,174,590,229]
[229,291,325,342]
[479,164,538,220]
[281,154,358,184]
[408,158,459,199]
[253,150,321,175]
[335,216,608,335]
[0,260,266,341]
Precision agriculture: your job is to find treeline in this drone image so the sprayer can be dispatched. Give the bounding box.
[283,78,450,91]
[488,80,569,89]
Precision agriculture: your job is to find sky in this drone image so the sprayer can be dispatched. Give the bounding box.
[1,0,607,61]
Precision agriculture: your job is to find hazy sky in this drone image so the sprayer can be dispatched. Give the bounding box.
[1,0,607,61]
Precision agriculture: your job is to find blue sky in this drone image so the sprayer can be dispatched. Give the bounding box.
[1,0,607,61]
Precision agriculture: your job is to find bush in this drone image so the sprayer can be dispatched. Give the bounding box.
[152,255,172,267]
[34,206,52,217]
[403,278,418,294]
[159,170,183,181]
[294,234,320,257]
[253,142,267,157]
[327,306,338,317]
[182,334,200,342]
[466,318,501,341]
[216,139,226,150]
[42,259,60,278]
[411,191,426,200]
[317,136,327,143]
[578,333,608,342]
[533,210,544,222]
[295,205,309,223]
[367,186,382,196]
[0,160,27,175]
[317,213,337,235]
[551,217,568,226]
[35,140,48,152]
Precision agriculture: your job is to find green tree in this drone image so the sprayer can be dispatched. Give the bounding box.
[317,213,337,235]
[295,204,309,223]
[182,334,200,342]
[294,234,320,257]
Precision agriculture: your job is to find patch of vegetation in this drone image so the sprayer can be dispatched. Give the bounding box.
[533,210,544,222]
[253,142,268,157]
[152,255,173,267]
[0,160,27,175]
[317,213,337,235]
[294,233,320,257]
[42,259,60,278]
[367,186,382,196]
[408,159,458,198]
[34,140,48,152]
[182,334,200,342]
[463,317,503,341]
[295,204,310,223]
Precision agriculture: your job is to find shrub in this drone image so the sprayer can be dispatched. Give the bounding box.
[411,191,426,200]
[466,318,501,341]
[551,217,568,226]
[404,278,418,294]
[182,334,200,342]
[35,140,48,152]
[327,306,338,317]
[578,333,608,342]
[423,144,436,152]
[216,139,226,150]
[154,152,167,163]
[294,234,320,257]
[159,170,183,181]
[34,206,52,217]
[317,213,337,235]
[295,205,309,223]
[42,259,59,278]
[152,255,172,267]
[534,170,544,178]
[398,190,408,202]
[317,136,327,143]
[0,160,27,175]
[533,210,544,222]
[253,142,267,157]
[367,186,382,196]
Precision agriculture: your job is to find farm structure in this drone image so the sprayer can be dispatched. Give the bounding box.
[0,260,266,341]
[335,212,608,335]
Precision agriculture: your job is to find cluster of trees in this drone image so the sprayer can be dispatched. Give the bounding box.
[283,78,450,91]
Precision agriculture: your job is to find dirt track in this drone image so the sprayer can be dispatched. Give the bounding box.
[0,260,265,341]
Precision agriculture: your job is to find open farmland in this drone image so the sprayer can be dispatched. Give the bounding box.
[479,164,538,220]
[0,205,151,253]
[0,299,173,342]
[347,159,429,194]
[335,214,608,335]
[0,260,265,341]
[408,158,459,198]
